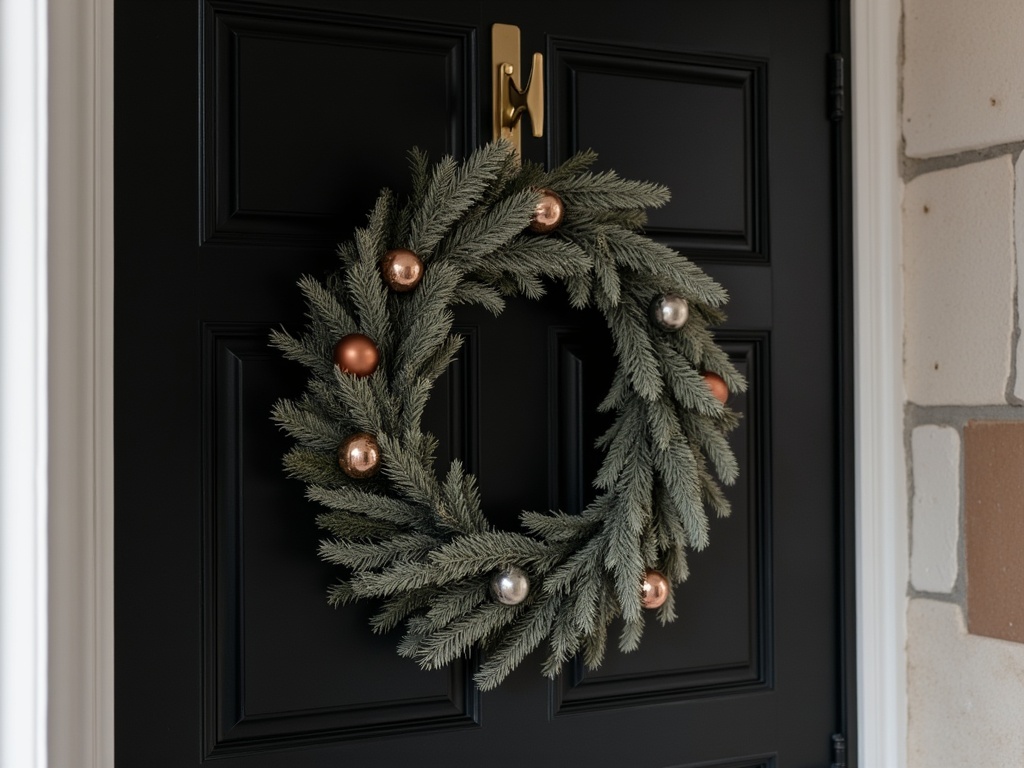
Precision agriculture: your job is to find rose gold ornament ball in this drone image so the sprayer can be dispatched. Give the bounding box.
[529,189,565,233]
[381,248,424,292]
[333,333,380,377]
[702,371,729,404]
[641,570,669,609]
[338,432,381,479]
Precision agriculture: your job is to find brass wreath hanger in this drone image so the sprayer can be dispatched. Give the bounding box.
[492,23,544,156]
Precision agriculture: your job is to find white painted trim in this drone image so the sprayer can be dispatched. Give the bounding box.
[46,2,909,766]
[46,0,114,765]
[0,0,49,766]
[852,0,908,766]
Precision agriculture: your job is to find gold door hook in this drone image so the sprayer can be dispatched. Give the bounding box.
[492,23,544,156]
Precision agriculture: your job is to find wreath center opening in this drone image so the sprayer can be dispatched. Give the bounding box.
[421,287,616,533]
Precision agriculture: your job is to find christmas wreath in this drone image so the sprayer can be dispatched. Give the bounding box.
[271,141,744,690]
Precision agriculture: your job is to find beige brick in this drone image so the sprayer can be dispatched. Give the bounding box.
[908,599,1024,767]
[904,0,1024,157]
[904,157,1014,405]
[910,425,960,594]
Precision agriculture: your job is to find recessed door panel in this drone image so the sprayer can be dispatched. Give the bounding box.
[203,2,475,245]
[202,325,478,756]
[549,40,768,260]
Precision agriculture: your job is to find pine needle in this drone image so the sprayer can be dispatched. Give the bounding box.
[271,140,747,690]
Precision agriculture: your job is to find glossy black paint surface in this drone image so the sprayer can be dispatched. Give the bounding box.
[115,2,851,765]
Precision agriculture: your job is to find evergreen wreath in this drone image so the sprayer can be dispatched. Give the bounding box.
[271,141,745,690]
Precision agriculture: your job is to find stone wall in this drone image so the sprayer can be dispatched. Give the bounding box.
[902,0,1024,764]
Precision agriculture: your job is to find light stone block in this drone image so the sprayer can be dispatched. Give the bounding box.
[904,0,1024,157]
[904,157,1014,405]
[910,426,960,593]
[908,599,1024,768]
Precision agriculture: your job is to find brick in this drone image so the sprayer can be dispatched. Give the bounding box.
[908,599,1024,767]
[904,158,1014,405]
[910,425,960,593]
[904,0,1024,157]
[964,421,1024,644]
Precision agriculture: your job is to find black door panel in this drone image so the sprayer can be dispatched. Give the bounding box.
[115,2,850,765]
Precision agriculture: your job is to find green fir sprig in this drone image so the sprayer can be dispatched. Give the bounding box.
[271,140,745,690]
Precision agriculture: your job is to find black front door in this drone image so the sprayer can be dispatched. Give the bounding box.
[115,2,853,765]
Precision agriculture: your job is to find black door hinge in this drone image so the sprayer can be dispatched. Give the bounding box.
[828,53,845,121]
[831,733,847,768]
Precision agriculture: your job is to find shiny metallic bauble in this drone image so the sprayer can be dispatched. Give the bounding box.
[490,566,530,605]
[528,189,565,233]
[337,432,381,479]
[641,569,670,609]
[381,248,424,292]
[333,333,380,377]
[702,371,729,404]
[650,293,690,330]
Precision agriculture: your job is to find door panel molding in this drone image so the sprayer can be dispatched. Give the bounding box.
[201,1,476,247]
[552,334,772,714]
[664,757,775,768]
[546,327,613,515]
[437,326,480,475]
[548,38,768,262]
[200,324,479,757]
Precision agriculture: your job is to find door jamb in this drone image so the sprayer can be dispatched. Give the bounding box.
[47,0,115,765]
[851,0,908,765]
[46,0,906,765]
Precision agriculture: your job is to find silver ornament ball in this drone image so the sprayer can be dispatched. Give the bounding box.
[490,566,530,606]
[651,293,690,330]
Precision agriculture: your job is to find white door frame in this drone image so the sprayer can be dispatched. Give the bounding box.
[44,0,907,765]
[0,0,49,766]
[851,0,908,765]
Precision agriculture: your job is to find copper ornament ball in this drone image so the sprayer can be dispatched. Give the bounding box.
[528,189,565,233]
[333,333,380,377]
[641,570,670,609]
[702,371,729,404]
[338,432,381,479]
[381,248,424,292]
